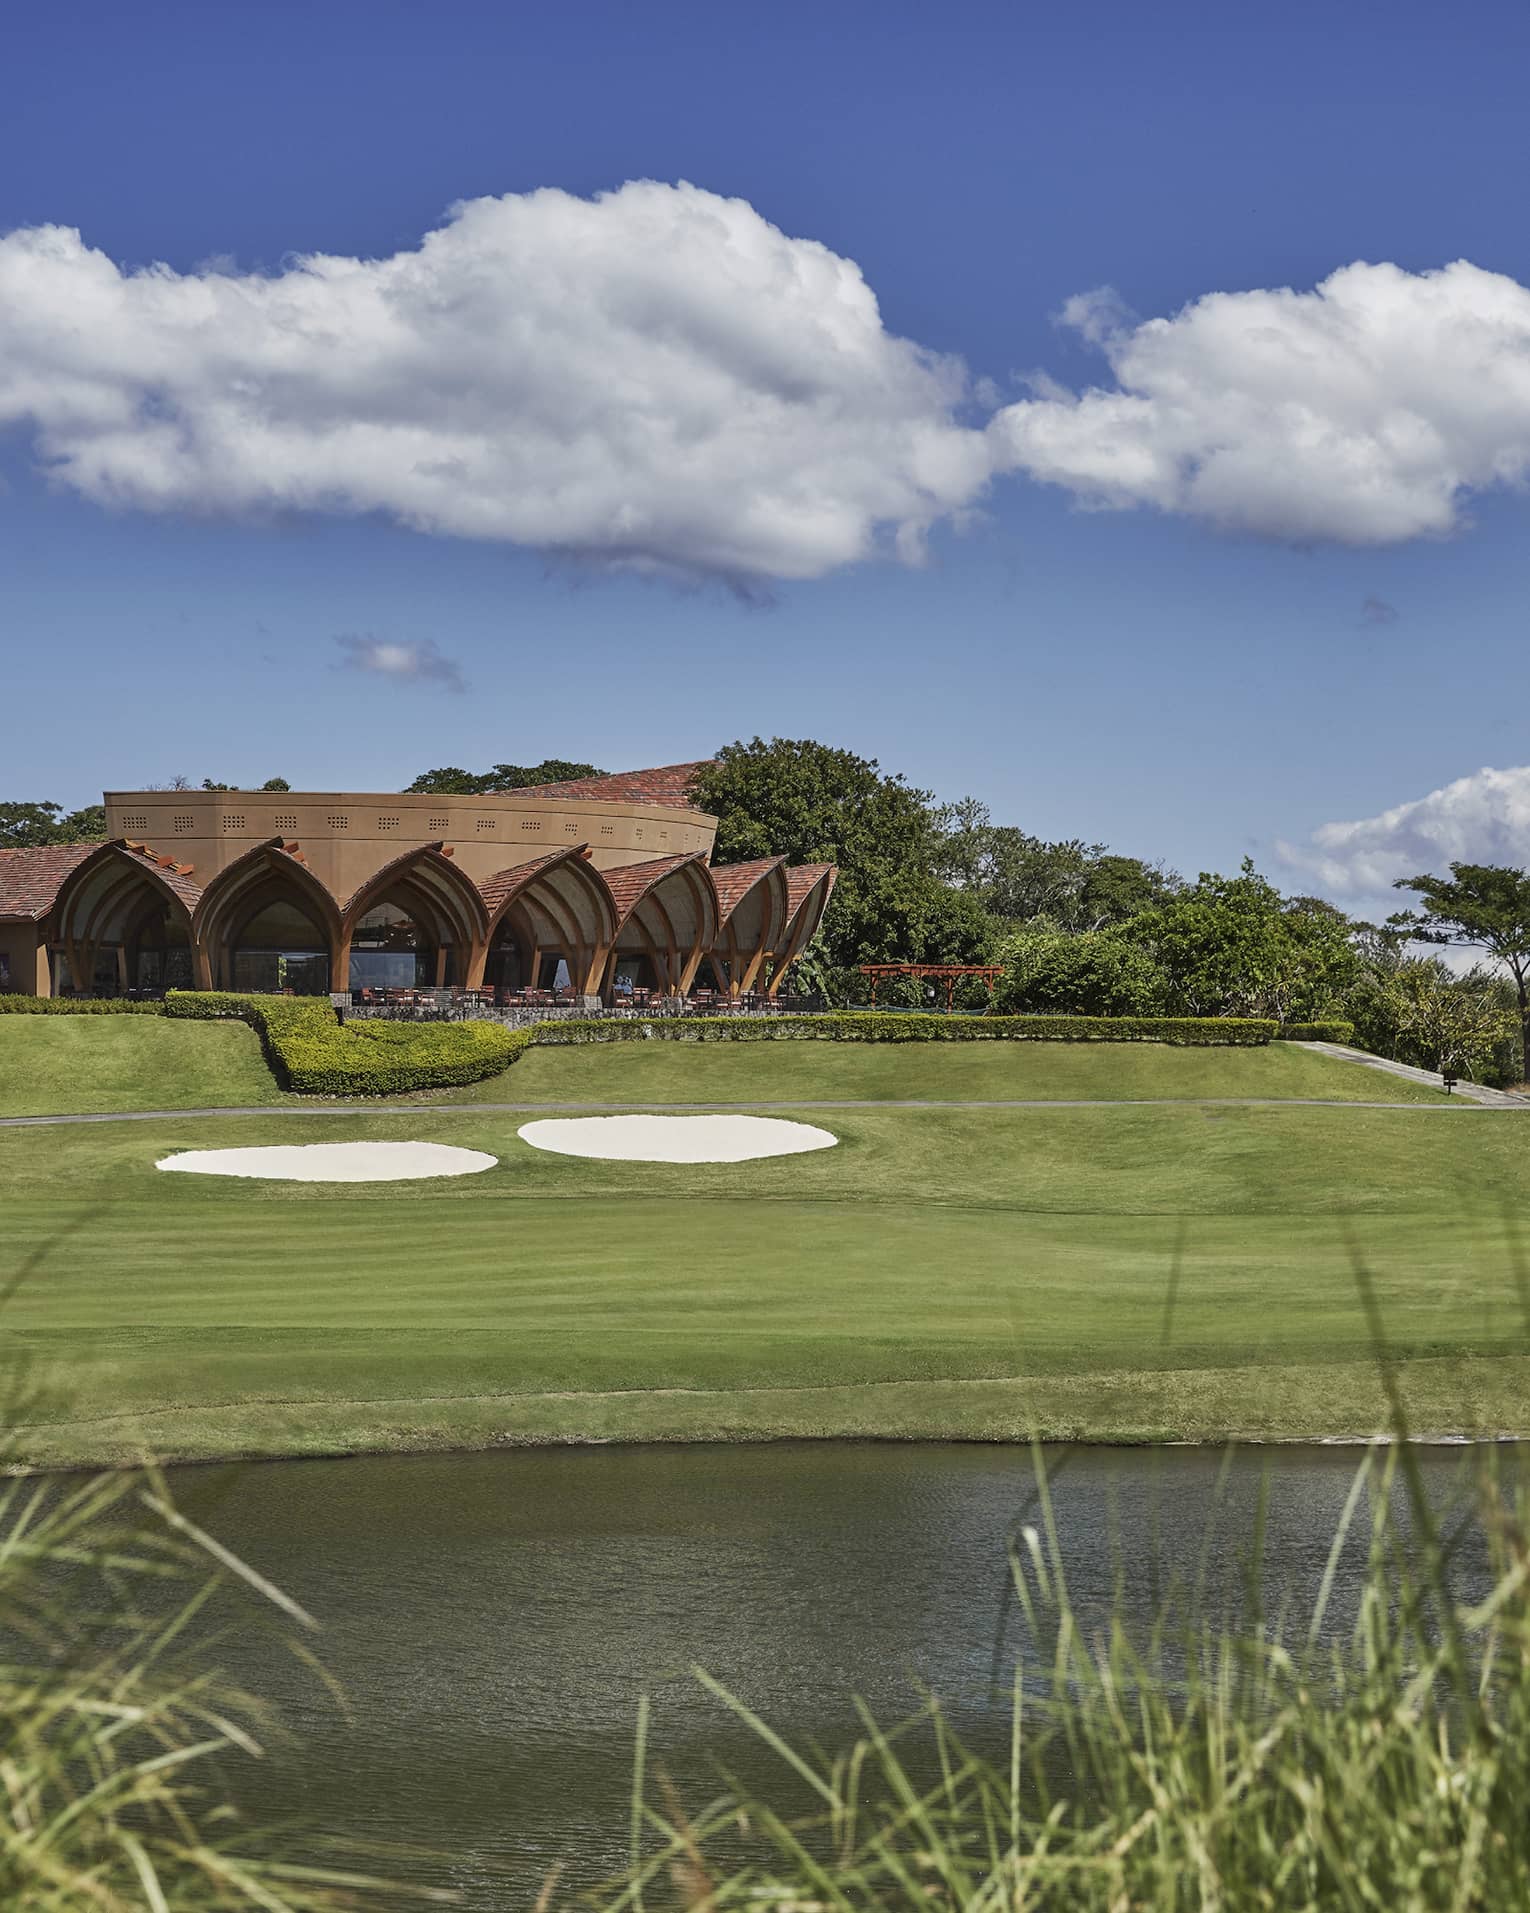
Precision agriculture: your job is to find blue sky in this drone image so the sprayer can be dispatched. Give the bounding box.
[3,0,1528,906]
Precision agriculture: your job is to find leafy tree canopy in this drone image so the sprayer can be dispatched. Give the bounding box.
[692,739,969,988]
[0,801,106,850]
[1392,862,1530,1074]
[991,919,1164,1017]
[405,760,604,795]
[692,738,941,876]
[1124,860,1357,1021]
[934,800,1177,929]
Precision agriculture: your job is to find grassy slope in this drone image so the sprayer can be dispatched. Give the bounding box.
[432,1037,1449,1105]
[0,1029,1521,1463]
[0,1017,285,1115]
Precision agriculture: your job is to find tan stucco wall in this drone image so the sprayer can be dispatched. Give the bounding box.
[0,922,49,995]
[103,790,719,902]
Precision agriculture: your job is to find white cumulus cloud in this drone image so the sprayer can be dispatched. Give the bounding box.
[5,189,1530,575]
[989,260,1530,543]
[1278,766,1530,895]
[332,634,465,691]
[0,181,993,584]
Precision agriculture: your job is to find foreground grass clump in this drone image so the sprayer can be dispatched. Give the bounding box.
[0,1464,420,1910]
[613,1442,1530,1911]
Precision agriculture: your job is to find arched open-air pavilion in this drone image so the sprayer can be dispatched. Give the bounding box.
[0,767,837,1010]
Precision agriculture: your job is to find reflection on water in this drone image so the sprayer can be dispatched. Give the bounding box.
[175,1441,1503,1904]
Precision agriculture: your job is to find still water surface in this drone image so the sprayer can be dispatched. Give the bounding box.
[175,1441,1498,1904]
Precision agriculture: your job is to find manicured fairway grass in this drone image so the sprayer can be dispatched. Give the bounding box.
[0,1033,1523,1466]
[0,1016,285,1114]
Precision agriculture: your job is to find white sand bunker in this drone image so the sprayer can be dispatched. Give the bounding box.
[156,1141,498,1182]
[517,1114,839,1164]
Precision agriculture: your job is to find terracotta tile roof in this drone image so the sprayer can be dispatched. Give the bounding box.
[501,762,714,808]
[785,863,837,912]
[478,847,594,916]
[0,843,102,919]
[339,841,450,917]
[710,857,786,922]
[116,844,204,910]
[603,850,713,924]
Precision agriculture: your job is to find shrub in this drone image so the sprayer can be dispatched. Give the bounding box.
[1277,1020,1356,1043]
[533,1012,1276,1047]
[990,923,1166,1017]
[948,974,993,1013]
[865,972,924,1010]
[164,991,530,1094]
[0,994,164,1014]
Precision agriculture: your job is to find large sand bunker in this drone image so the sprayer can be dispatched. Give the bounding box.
[516,1114,839,1163]
[156,1141,498,1182]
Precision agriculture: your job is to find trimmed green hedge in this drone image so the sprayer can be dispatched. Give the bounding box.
[0,995,164,1015]
[5,994,1279,1095]
[1276,1021,1356,1045]
[534,1012,1279,1047]
[163,992,529,1095]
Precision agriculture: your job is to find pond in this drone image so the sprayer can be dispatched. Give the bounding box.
[175,1440,1503,1905]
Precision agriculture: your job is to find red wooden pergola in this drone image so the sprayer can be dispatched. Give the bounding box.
[858,963,1004,1011]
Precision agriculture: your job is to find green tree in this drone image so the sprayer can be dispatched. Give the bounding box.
[259,776,291,792]
[933,802,1176,929]
[1126,860,1356,1020]
[0,800,106,849]
[990,919,1165,1016]
[1387,959,1519,1078]
[693,738,941,872]
[405,766,482,794]
[56,802,106,840]
[0,801,70,849]
[405,759,604,794]
[692,739,976,986]
[1392,863,1530,1078]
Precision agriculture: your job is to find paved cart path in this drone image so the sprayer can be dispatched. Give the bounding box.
[3,1094,1527,1128]
[2,1042,1520,1127]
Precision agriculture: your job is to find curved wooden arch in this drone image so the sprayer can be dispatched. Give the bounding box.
[49,842,199,994]
[604,852,721,998]
[766,864,838,998]
[479,847,618,995]
[707,858,789,996]
[191,840,345,991]
[340,844,489,990]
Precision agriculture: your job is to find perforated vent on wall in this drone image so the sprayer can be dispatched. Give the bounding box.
[122,814,147,831]
[173,815,194,833]
[273,814,298,832]
[378,816,400,831]
[565,822,579,834]
[521,818,542,832]
[634,827,644,842]
[222,815,246,831]
[600,824,614,837]
[476,818,497,832]
[428,817,449,832]
[659,830,669,844]
[327,815,349,830]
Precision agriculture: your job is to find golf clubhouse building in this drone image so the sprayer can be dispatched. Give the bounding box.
[0,765,837,1005]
